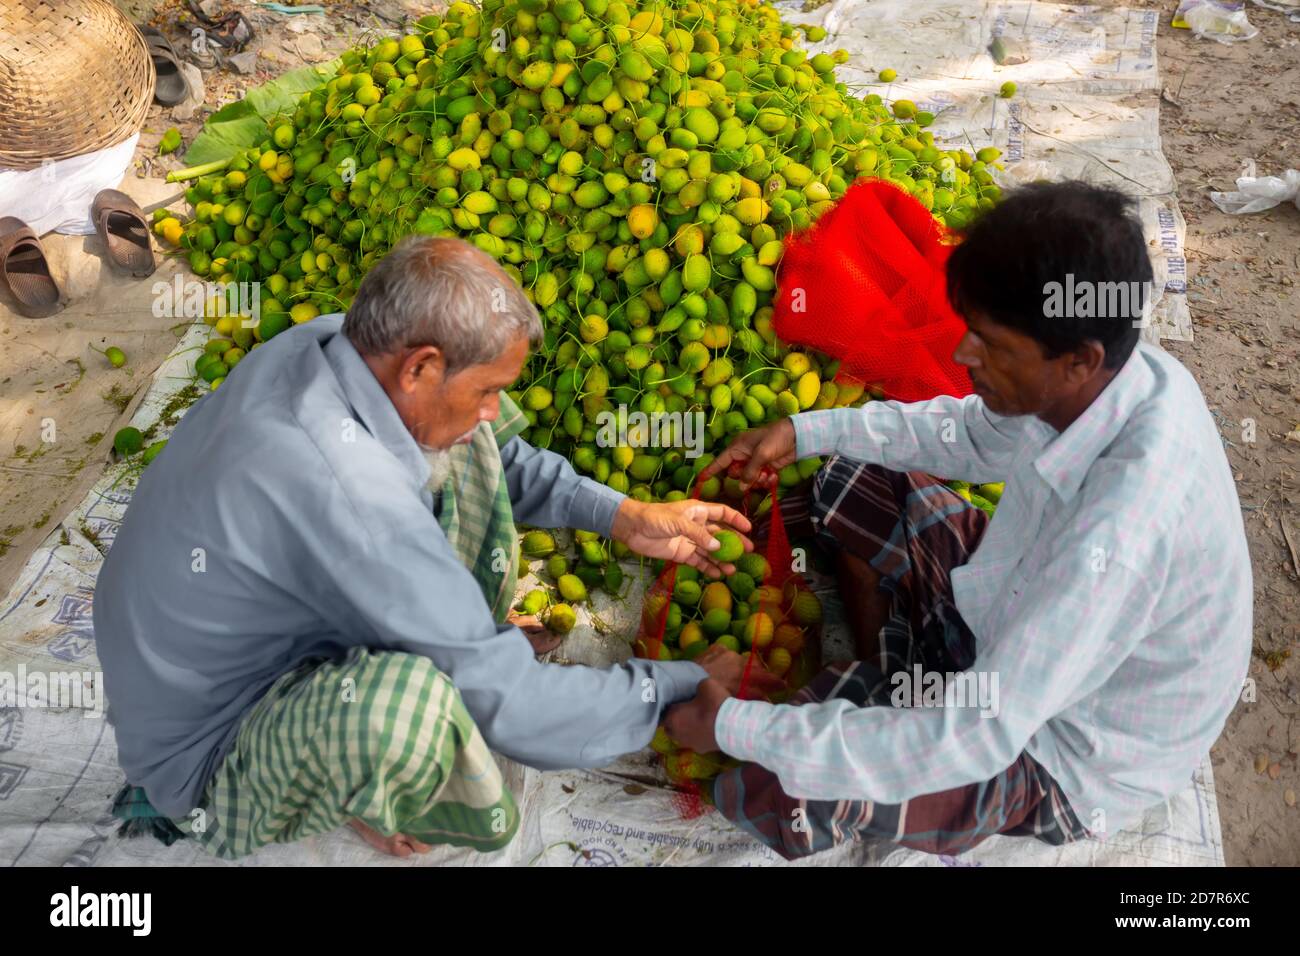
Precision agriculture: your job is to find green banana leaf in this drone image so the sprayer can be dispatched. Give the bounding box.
[182,59,342,166]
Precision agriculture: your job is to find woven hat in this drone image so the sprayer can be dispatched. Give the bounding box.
[0,0,156,170]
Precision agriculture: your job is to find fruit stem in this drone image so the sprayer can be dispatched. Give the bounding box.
[165,158,233,184]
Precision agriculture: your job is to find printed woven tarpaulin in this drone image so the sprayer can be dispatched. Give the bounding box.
[0,0,1217,867]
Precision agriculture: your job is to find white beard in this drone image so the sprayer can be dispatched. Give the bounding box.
[421,447,454,494]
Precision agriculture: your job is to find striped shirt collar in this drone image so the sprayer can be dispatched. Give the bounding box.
[1032,343,1155,503]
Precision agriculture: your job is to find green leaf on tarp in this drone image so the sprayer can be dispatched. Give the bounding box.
[182,59,342,166]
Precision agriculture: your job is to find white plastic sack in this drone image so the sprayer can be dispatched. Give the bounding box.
[1210,160,1300,215]
[1176,0,1260,42]
[0,134,139,236]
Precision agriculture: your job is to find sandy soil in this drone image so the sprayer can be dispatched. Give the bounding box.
[1146,3,1300,865]
[26,0,1294,864]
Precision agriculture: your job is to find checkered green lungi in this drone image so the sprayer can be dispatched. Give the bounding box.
[176,647,519,859]
[114,394,530,858]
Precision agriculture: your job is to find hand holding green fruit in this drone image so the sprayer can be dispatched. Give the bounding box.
[700,419,798,491]
[610,498,753,578]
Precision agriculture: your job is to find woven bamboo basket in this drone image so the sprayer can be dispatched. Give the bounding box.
[0,0,156,170]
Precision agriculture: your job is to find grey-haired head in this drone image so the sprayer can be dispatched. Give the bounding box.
[345,236,541,451]
[344,235,542,374]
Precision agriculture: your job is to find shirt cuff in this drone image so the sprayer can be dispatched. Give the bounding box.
[568,477,625,537]
[651,661,709,705]
[792,408,852,458]
[714,696,776,761]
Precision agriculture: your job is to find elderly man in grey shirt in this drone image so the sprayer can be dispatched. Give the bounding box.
[95,236,766,859]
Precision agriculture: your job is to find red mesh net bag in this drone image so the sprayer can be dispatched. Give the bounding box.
[634,467,824,818]
[773,178,973,403]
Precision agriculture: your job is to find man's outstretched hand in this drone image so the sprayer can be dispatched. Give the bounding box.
[694,644,785,698]
[697,419,798,492]
[663,679,731,754]
[506,612,561,656]
[610,498,754,578]
[664,645,785,754]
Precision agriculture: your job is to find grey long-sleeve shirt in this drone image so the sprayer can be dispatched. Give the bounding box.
[94,314,707,817]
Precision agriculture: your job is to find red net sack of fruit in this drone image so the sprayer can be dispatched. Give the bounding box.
[634,467,824,817]
[773,178,973,403]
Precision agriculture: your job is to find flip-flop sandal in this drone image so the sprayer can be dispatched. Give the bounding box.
[0,217,64,318]
[141,27,191,106]
[208,12,255,53]
[186,0,255,52]
[91,190,157,278]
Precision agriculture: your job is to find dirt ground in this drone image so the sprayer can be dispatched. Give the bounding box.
[1146,4,1300,866]
[5,0,1295,863]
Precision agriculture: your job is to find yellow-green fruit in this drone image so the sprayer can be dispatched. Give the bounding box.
[522,530,556,558]
[674,579,703,605]
[892,99,917,119]
[679,621,707,653]
[766,647,793,677]
[736,553,770,581]
[522,385,553,410]
[735,196,770,225]
[878,68,898,82]
[712,529,745,563]
[700,581,733,614]
[627,203,658,239]
[520,588,548,615]
[999,81,1017,98]
[558,574,588,603]
[782,351,812,378]
[727,570,756,603]
[545,554,568,579]
[743,612,775,650]
[792,591,823,626]
[546,603,577,635]
[603,564,624,593]
[703,607,731,637]
[795,371,821,410]
[773,623,806,655]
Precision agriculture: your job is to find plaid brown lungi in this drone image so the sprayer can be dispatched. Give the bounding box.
[711,457,1089,860]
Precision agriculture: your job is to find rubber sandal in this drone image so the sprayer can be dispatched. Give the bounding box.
[141,27,192,106]
[186,0,255,52]
[0,217,64,318]
[91,189,157,278]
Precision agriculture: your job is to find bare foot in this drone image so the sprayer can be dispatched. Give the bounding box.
[348,819,432,858]
[507,612,563,655]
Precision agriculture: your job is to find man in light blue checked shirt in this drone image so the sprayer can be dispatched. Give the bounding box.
[672,182,1252,859]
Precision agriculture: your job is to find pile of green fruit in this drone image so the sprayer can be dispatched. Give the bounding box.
[947,479,1003,518]
[640,537,824,783]
[640,548,821,672]
[158,0,1004,502]
[515,527,631,634]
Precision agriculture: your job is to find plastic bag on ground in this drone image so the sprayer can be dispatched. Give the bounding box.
[1172,0,1260,43]
[1209,161,1300,214]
